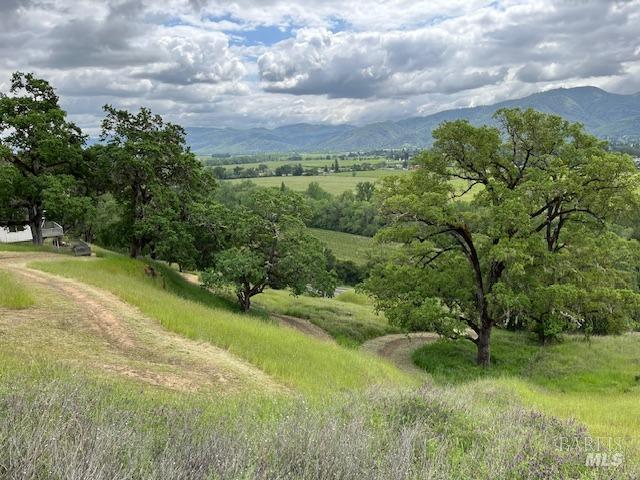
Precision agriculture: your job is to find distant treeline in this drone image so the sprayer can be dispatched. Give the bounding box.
[211,160,391,180]
[202,149,419,167]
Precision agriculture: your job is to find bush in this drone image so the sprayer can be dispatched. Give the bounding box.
[0,377,607,480]
[335,260,369,285]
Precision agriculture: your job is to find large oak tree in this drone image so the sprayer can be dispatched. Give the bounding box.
[364,108,639,366]
[0,72,84,244]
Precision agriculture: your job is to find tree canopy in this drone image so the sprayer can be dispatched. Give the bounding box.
[202,188,336,311]
[100,105,210,261]
[363,108,640,366]
[0,72,85,243]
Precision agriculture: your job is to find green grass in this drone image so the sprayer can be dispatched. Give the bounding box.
[0,270,35,309]
[32,254,414,396]
[226,170,402,195]
[0,241,70,254]
[309,228,383,265]
[414,330,640,440]
[254,288,399,347]
[335,290,371,306]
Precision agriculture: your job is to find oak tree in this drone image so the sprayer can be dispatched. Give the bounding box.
[0,72,84,243]
[202,188,336,311]
[364,108,639,366]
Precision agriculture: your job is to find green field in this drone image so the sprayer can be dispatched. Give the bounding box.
[414,330,640,442]
[309,228,382,265]
[226,169,404,195]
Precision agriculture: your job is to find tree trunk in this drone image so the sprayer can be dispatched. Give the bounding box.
[29,205,44,245]
[83,228,94,243]
[238,292,251,312]
[476,323,492,367]
[129,239,141,258]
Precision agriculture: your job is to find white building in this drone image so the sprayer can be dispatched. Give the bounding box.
[0,221,64,243]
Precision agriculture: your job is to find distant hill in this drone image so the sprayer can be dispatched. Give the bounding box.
[187,87,640,154]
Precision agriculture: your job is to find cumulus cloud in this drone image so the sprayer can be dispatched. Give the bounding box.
[0,0,638,131]
[257,1,640,101]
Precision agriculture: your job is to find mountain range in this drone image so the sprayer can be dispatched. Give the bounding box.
[186,87,640,154]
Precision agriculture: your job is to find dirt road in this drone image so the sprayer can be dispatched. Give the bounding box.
[361,332,440,375]
[0,252,284,394]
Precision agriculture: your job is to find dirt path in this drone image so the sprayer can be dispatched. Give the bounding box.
[270,313,335,342]
[361,332,440,375]
[0,252,284,394]
[179,271,335,343]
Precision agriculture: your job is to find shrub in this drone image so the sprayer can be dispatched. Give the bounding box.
[0,377,609,480]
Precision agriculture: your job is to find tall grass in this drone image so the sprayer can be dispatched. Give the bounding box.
[413,330,640,394]
[255,288,398,347]
[0,271,35,309]
[0,374,611,480]
[32,255,413,396]
[308,228,380,265]
[414,330,640,443]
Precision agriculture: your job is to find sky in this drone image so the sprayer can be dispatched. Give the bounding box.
[1,0,639,134]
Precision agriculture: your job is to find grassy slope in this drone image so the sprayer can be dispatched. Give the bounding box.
[414,330,640,440]
[308,228,380,265]
[255,288,398,347]
[0,270,35,309]
[1,248,635,475]
[33,254,414,396]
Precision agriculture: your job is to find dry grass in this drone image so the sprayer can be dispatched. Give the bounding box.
[32,254,413,396]
[0,375,614,480]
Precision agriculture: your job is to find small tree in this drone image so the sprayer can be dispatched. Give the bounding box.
[202,188,336,311]
[0,72,84,243]
[355,181,375,201]
[364,108,639,366]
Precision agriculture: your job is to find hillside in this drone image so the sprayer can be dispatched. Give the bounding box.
[187,87,640,153]
[2,247,639,476]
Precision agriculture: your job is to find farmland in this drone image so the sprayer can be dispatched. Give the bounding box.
[226,169,404,194]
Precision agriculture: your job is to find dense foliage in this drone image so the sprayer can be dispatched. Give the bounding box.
[0,72,337,308]
[0,72,85,244]
[305,182,384,237]
[364,108,640,365]
[201,188,336,310]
